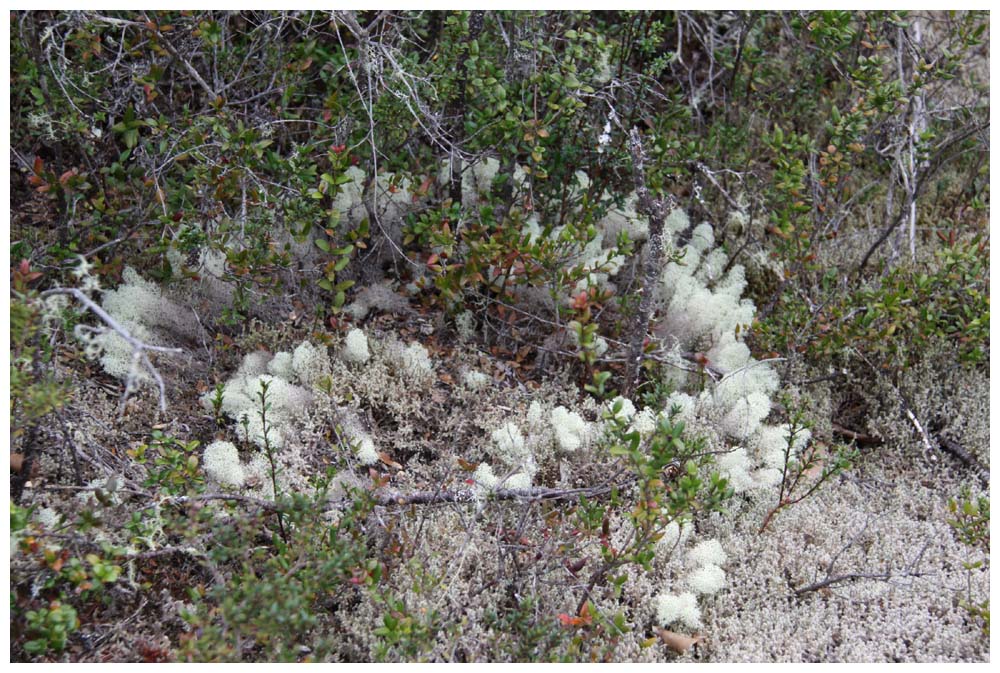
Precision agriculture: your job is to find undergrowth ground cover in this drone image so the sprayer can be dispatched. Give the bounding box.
[8,10,989,662]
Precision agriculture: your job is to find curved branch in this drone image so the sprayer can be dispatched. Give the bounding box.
[40,287,183,414]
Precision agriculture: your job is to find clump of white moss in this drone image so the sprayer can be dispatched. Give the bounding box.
[463,370,490,389]
[202,440,245,487]
[550,406,588,452]
[342,328,371,365]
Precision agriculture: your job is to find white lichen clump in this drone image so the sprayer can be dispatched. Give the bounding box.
[491,422,526,459]
[605,396,636,423]
[267,351,295,379]
[489,418,537,486]
[630,407,658,437]
[644,209,807,494]
[202,440,245,487]
[686,563,726,596]
[473,461,531,493]
[504,472,532,490]
[394,342,434,379]
[201,343,320,452]
[473,462,499,491]
[716,449,755,493]
[292,341,332,386]
[657,519,694,553]
[687,539,727,568]
[342,328,371,365]
[550,406,588,452]
[340,415,381,465]
[656,591,702,630]
[84,267,178,381]
[463,370,490,389]
[355,434,380,465]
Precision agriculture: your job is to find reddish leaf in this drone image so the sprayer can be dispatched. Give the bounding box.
[378,452,402,470]
[557,613,578,627]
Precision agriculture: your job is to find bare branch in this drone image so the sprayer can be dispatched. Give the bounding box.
[623,127,677,397]
[39,287,183,414]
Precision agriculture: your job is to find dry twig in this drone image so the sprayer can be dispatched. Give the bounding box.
[40,287,183,414]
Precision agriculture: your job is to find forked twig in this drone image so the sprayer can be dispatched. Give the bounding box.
[40,287,183,414]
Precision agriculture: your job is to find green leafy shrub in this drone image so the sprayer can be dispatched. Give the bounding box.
[24,601,80,656]
[948,491,990,636]
[181,481,377,662]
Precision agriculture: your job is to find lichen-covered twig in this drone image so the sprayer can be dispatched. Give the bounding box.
[623,127,677,397]
[362,480,633,509]
[131,477,636,515]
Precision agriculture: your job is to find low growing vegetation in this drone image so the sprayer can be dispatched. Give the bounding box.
[9,10,988,662]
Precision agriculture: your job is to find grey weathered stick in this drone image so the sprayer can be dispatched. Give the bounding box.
[623,127,676,398]
[162,479,634,513]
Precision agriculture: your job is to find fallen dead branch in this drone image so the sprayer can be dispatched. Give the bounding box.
[934,434,990,485]
[53,477,636,515]
[794,520,933,596]
[831,422,880,446]
[363,480,632,508]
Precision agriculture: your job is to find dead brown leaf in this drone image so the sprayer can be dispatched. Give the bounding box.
[378,452,403,470]
[11,453,24,473]
[457,458,479,472]
[657,628,702,655]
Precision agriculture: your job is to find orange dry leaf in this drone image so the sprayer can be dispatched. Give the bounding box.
[378,452,403,470]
